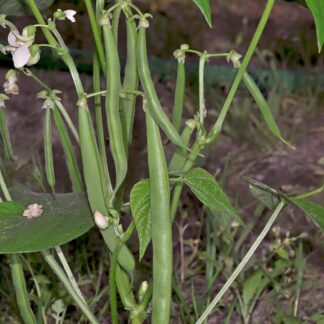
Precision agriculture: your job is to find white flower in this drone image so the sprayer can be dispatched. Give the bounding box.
[23,204,44,219]
[64,10,77,23]
[7,31,31,68]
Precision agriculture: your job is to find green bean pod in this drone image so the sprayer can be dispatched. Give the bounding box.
[103,24,128,197]
[44,107,55,193]
[172,60,186,132]
[0,108,14,160]
[122,17,139,145]
[145,107,172,324]
[78,105,109,215]
[53,107,82,192]
[137,26,185,149]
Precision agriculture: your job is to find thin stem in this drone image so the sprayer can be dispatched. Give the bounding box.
[110,222,135,324]
[10,255,37,324]
[207,0,276,143]
[171,142,202,221]
[199,52,207,126]
[0,170,11,201]
[84,0,106,72]
[55,246,87,304]
[41,250,99,324]
[86,91,107,99]
[196,200,285,324]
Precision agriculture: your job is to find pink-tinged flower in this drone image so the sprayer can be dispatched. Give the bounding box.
[64,10,77,23]
[7,31,32,68]
[23,203,44,219]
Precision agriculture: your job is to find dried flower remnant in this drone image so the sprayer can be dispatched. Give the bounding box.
[23,204,44,219]
[0,94,9,108]
[3,70,19,95]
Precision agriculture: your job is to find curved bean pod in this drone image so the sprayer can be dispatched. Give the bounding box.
[137,25,185,149]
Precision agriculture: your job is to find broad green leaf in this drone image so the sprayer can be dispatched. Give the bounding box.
[0,0,54,16]
[305,0,324,51]
[290,197,324,231]
[130,180,151,260]
[0,188,94,253]
[246,177,281,210]
[192,0,212,28]
[183,168,244,225]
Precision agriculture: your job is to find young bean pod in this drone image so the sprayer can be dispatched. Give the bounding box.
[44,107,55,193]
[172,53,186,132]
[137,23,185,149]
[102,21,128,198]
[53,107,82,192]
[145,105,172,324]
[122,16,139,145]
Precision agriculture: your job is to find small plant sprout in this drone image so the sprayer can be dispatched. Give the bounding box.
[23,204,44,219]
[94,211,109,230]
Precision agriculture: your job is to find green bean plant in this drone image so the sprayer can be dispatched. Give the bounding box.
[0,0,323,323]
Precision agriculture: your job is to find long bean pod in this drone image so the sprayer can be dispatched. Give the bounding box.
[145,106,172,324]
[122,16,139,145]
[44,107,55,193]
[53,107,83,192]
[137,21,185,148]
[102,20,128,197]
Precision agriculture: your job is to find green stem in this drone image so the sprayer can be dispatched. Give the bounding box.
[109,222,135,324]
[196,200,285,324]
[84,0,106,73]
[41,250,99,324]
[170,142,202,221]
[199,52,207,126]
[10,255,37,324]
[207,0,276,143]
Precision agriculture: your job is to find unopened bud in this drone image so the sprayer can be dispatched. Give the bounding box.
[138,281,148,301]
[94,211,109,230]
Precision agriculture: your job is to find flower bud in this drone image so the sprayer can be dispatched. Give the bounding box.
[185,119,196,130]
[27,45,41,66]
[22,25,36,38]
[94,211,109,230]
[138,281,148,302]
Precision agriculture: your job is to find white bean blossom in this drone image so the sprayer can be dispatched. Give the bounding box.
[23,204,44,219]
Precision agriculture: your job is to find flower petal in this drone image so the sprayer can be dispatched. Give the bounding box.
[13,45,31,68]
[8,31,18,47]
[64,10,77,23]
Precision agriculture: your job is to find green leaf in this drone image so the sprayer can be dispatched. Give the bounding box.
[286,0,324,51]
[242,270,265,306]
[246,177,281,210]
[0,188,94,253]
[243,72,293,149]
[183,168,244,225]
[130,180,151,260]
[0,0,54,16]
[305,0,324,51]
[290,197,324,231]
[192,0,212,28]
